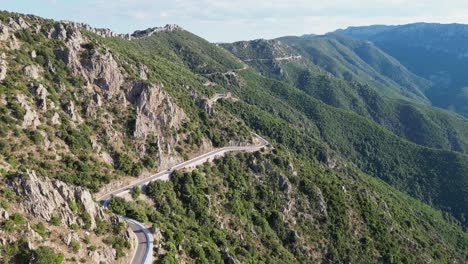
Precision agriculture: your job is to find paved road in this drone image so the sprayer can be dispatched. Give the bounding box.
[98,133,268,264]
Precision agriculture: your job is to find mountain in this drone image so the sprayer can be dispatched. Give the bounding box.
[333,22,468,117]
[0,11,466,263]
[222,38,468,154]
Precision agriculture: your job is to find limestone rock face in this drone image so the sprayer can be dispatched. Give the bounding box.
[64,101,79,122]
[34,84,48,111]
[0,20,21,50]
[138,63,149,80]
[0,21,10,41]
[9,170,107,230]
[16,94,41,129]
[131,24,182,39]
[51,112,61,125]
[127,81,186,140]
[83,50,124,96]
[23,64,41,80]
[0,53,6,81]
[7,17,30,30]
[51,25,124,97]
[314,186,328,217]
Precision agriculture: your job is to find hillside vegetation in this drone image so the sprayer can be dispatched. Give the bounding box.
[334,23,468,116]
[0,11,466,263]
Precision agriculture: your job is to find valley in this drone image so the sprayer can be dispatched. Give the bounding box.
[0,10,466,264]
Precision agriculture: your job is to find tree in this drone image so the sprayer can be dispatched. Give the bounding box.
[33,246,64,264]
[130,186,141,199]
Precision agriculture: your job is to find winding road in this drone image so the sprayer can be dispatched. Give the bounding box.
[98,134,268,264]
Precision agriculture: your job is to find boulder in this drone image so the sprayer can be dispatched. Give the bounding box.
[23,65,41,80]
[51,112,61,125]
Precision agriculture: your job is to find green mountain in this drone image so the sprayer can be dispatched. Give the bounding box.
[334,22,468,117]
[277,34,431,103]
[222,38,468,154]
[0,11,466,263]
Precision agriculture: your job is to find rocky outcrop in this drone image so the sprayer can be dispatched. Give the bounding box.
[131,24,182,39]
[127,81,186,140]
[80,49,124,96]
[33,84,48,111]
[16,94,41,128]
[314,186,328,217]
[64,101,79,122]
[23,64,41,80]
[0,21,10,41]
[138,63,149,80]
[7,16,30,30]
[9,170,107,230]
[51,112,61,125]
[0,20,21,49]
[52,25,124,97]
[0,53,6,81]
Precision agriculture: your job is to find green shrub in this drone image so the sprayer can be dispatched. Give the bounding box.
[32,222,47,237]
[70,240,80,252]
[50,215,61,226]
[33,246,64,264]
[130,186,141,199]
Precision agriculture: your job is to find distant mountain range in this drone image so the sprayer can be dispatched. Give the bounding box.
[333,22,468,116]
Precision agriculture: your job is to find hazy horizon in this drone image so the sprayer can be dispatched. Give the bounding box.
[2,0,468,42]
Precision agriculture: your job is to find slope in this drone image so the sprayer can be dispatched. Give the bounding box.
[0,11,466,263]
[222,38,468,153]
[334,22,468,116]
[145,31,468,226]
[278,34,430,103]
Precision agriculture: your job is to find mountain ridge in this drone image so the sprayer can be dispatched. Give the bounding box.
[0,11,466,263]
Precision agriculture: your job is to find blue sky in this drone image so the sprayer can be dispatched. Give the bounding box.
[2,0,468,42]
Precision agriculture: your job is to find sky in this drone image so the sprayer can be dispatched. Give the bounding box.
[2,0,468,42]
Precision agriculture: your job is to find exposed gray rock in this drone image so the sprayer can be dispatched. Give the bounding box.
[89,248,117,263]
[47,59,56,73]
[138,63,149,80]
[62,231,80,246]
[0,94,5,106]
[54,28,124,97]
[30,50,37,58]
[51,112,61,125]
[0,208,8,220]
[131,24,182,39]
[314,186,328,217]
[9,170,107,230]
[7,17,30,30]
[127,81,186,140]
[82,49,124,96]
[0,53,7,81]
[0,21,20,50]
[16,94,41,128]
[93,93,102,107]
[23,65,41,80]
[46,23,68,40]
[34,84,48,111]
[0,21,10,41]
[64,101,78,121]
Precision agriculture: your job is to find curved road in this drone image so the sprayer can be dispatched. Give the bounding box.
[98,134,268,264]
